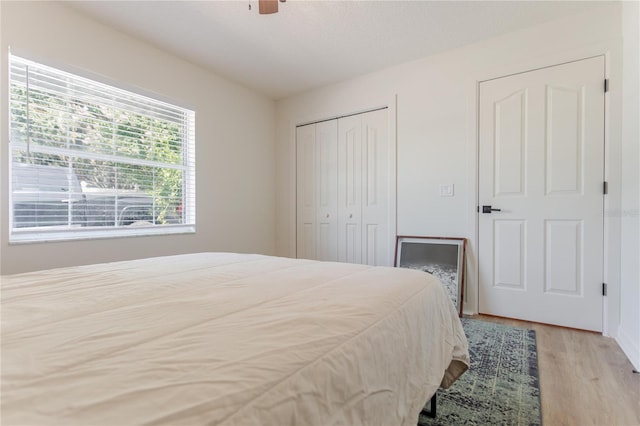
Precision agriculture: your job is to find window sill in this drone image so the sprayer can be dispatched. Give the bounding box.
[9,224,196,244]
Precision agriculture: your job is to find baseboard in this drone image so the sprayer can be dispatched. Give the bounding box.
[616,326,640,371]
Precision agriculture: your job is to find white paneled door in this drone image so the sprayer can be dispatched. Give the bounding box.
[296,123,317,261]
[338,110,389,265]
[296,120,338,262]
[296,108,391,266]
[478,57,605,331]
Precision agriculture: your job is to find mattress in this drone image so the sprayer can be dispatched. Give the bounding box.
[1,252,469,425]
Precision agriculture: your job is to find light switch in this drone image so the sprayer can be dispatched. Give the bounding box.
[439,184,454,197]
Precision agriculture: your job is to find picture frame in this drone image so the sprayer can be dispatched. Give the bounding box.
[394,236,466,316]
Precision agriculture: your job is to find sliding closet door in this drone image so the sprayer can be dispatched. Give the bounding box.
[296,108,390,266]
[296,120,338,261]
[338,115,363,264]
[361,109,389,266]
[315,120,339,261]
[296,124,316,260]
[337,109,389,266]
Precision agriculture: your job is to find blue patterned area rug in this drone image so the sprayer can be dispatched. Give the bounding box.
[418,318,542,426]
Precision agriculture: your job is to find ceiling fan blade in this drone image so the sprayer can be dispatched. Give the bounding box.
[259,0,278,14]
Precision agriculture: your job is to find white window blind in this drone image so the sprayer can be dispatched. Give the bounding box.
[9,54,196,242]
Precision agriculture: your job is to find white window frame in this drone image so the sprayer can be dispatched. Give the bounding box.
[8,54,196,243]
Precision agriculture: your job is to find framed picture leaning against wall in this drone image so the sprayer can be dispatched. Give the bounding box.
[395,236,466,316]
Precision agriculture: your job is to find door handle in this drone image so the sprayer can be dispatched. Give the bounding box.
[482,205,502,214]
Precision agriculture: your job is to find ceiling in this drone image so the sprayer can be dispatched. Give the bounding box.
[65,0,606,100]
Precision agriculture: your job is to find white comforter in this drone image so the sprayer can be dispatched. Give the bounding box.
[1,252,468,426]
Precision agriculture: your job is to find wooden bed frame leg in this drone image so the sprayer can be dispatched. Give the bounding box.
[420,392,437,418]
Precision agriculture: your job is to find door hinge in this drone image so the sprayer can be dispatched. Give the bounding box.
[604,79,609,93]
[602,283,607,296]
[603,181,608,195]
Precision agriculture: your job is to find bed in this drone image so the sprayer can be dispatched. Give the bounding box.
[1,252,469,425]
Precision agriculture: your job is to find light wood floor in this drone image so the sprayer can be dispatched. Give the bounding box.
[469,315,640,426]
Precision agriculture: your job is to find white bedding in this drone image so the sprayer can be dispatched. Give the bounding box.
[1,252,469,425]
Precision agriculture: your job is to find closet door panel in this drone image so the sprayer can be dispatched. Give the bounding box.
[296,108,391,266]
[361,109,389,266]
[338,115,363,264]
[296,124,316,260]
[315,120,338,261]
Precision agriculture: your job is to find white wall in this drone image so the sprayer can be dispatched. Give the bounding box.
[276,4,629,336]
[0,1,276,275]
[617,0,640,371]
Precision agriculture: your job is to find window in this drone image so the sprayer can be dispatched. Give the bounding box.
[9,54,195,242]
